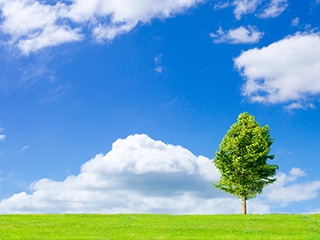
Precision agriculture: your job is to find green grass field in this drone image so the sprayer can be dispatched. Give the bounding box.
[0,214,319,239]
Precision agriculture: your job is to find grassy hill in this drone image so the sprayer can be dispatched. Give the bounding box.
[0,214,319,239]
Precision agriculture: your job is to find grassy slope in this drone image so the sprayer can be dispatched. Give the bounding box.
[0,214,319,239]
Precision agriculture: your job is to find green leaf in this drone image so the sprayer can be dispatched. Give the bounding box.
[212,112,279,200]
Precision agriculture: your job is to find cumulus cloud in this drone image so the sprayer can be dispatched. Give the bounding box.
[0,134,318,214]
[0,0,202,55]
[263,168,320,205]
[68,0,201,23]
[210,25,263,44]
[234,32,320,107]
[0,0,83,55]
[0,134,235,214]
[259,0,288,18]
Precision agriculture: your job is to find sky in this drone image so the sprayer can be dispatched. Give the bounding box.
[0,0,320,214]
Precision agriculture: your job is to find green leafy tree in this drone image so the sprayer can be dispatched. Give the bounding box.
[212,112,278,214]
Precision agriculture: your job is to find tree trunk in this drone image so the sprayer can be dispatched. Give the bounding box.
[242,196,247,215]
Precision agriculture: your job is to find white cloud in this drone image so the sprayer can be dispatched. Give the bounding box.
[233,0,260,20]
[17,25,83,56]
[214,1,231,10]
[234,32,320,106]
[214,0,287,19]
[154,54,163,73]
[291,17,299,26]
[21,145,29,151]
[155,66,163,73]
[0,126,5,141]
[1,134,318,214]
[284,102,316,111]
[0,134,236,214]
[154,54,162,64]
[263,168,320,205]
[80,134,217,176]
[305,208,320,214]
[68,0,201,24]
[0,0,83,55]
[0,0,59,38]
[267,181,320,204]
[259,0,288,18]
[0,0,202,54]
[92,21,138,43]
[210,25,263,44]
[289,167,306,178]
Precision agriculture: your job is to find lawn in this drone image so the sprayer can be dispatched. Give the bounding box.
[0,214,319,239]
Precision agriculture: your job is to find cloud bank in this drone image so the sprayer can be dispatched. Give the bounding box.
[235,32,320,108]
[1,134,319,214]
[0,0,202,55]
[0,134,229,214]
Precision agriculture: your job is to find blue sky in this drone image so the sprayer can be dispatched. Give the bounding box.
[0,0,320,214]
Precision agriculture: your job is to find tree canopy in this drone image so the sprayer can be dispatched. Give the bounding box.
[212,112,279,214]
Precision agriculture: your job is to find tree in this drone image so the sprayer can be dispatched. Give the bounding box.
[212,112,278,214]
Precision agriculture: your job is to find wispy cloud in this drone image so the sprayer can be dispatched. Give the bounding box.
[210,25,263,44]
[0,135,6,141]
[284,102,316,112]
[258,0,288,18]
[214,0,288,19]
[155,66,163,73]
[233,0,260,20]
[154,54,164,73]
[214,1,231,10]
[154,54,163,64]
[21,145,29,151]
[291,17,299,26]
[0,126,6,141]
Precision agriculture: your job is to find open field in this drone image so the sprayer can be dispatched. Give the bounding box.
[0,214,319,239]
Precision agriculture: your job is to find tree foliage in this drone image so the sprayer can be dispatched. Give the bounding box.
[212,113,278,211]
